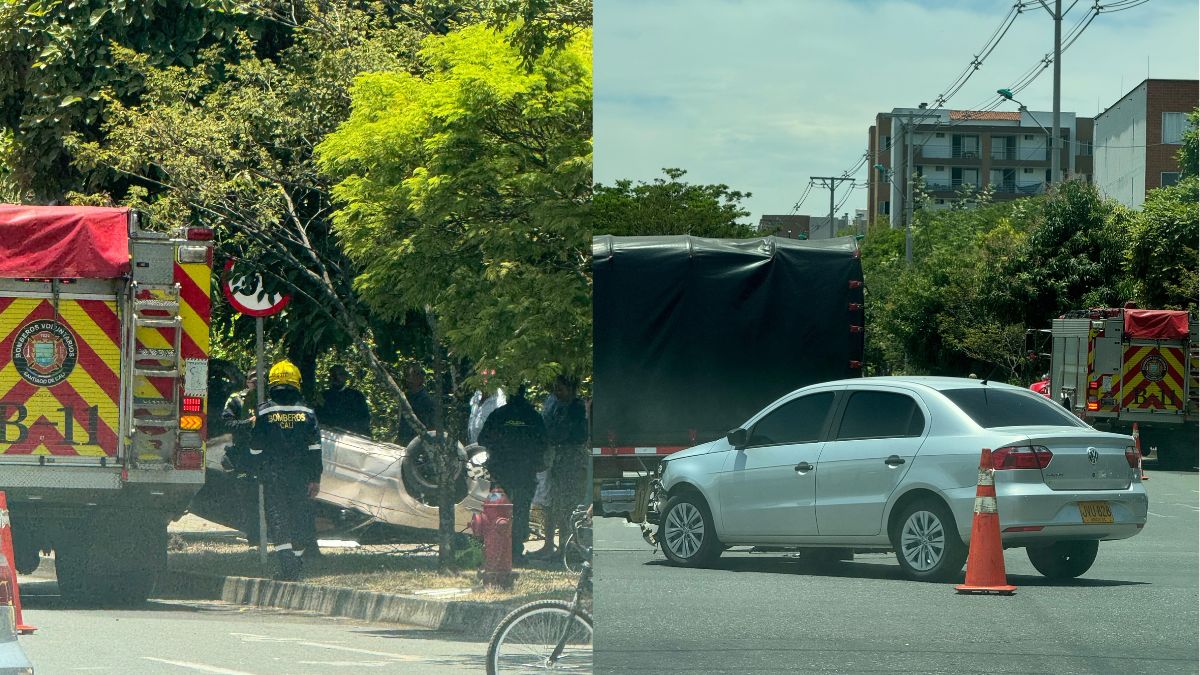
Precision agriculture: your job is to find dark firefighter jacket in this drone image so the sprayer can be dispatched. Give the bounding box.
[478,397,548,475]
[250,399,323,483]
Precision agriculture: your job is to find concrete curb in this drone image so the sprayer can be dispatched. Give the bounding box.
[155,571,515,639]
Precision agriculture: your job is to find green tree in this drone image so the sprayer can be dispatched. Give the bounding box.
[317,22,592,389]
[0,0,269,201]
[1177,109,1198,180]
[593,168,756,237]
[1127,178,1198,313]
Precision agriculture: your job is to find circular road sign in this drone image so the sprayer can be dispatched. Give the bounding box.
[222,259,291,317]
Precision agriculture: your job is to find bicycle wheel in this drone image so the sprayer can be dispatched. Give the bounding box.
[486,599,593,674]
[562,533,583,574]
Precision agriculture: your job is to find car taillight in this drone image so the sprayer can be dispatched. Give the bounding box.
[1125,446,1140,468]
[992,445,1053,470]
[174,448,203,470]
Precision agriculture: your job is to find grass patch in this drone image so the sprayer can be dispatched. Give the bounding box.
[168,540,578,604]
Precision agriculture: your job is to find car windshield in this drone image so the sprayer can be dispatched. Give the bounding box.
[941,388,1085,428]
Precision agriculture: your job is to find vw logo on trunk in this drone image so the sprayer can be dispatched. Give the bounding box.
[1087,447,1100,464]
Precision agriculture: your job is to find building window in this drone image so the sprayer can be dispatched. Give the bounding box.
[1023,168,1034,174]
[1162,112,1187,144]
[882,135,891,151]
[880,201,890,215]
[1161,172,1180,187]
[1024,134,1036,141]
[1077,140,1092,156]
[953,135,980,158]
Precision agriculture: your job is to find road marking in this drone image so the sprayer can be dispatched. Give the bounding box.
[1147,511,1174,518]
[296,658,393,662]
[141,658,259,674]
[230,633,422,661]
[1173,503,1200,511]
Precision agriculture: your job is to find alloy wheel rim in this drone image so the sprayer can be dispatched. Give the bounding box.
[664,502,705,559]
[900,509,945,572]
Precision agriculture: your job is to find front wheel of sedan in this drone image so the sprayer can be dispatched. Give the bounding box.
[1026,540,1099,579]
[660,493,722,567]
[891,499,968,582]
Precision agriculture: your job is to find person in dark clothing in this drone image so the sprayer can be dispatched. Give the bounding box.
[250,360,323,581]
[220,369,258,473]
[398,364,436,445]
[316,365,371,435]
[531,375,589,559]
[478,384,547,564]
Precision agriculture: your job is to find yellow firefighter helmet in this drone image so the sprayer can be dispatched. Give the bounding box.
[268,359,302,389]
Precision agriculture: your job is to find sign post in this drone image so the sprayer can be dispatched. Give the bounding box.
[222,260,290,568]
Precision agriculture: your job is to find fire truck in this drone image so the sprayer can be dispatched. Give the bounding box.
[1045,307,1198,470]
[0,205,213,603]
[592,235,865,514]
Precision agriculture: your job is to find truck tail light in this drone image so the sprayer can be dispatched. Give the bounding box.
[1087,401,1100,411]
[182,396,203,413]
[174,448,203,470]
[186,227,214,241]
[992,445,1053,470]
[1125,446,1140,468]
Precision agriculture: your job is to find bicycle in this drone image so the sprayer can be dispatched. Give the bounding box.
[486,508,593,674]
[561,504,592,574]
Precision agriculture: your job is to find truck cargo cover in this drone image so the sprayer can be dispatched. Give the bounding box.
[1124,309,1190,340]
[0,205,131,278]
[593,235,865,448]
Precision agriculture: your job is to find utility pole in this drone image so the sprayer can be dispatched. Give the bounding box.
[905,109,915,263]
[1033,0,1063,184]
[811,176,853,240]
[1052,0,1061,185]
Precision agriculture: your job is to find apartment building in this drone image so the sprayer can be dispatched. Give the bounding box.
[867,107,1094,229]
[758,213,853,240]
[1093,79,1198,209]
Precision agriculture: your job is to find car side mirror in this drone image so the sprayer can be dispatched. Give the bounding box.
[727,428,748,448]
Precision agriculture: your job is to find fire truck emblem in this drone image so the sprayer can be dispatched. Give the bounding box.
[12,319,78,387]
[1140,355,1168,383]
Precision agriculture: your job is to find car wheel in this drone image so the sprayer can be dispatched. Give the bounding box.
[1026,540,1099,579]
[891,499,968,582]
[660,493,722,567]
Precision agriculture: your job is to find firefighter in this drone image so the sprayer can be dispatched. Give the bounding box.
[478,384,548,564]
[250,360,322,581]
[220,368,257,473]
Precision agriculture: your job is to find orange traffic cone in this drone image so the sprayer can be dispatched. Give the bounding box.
[0,492,35,633]
[955,448,1017,595]
[1132,423,1148,481]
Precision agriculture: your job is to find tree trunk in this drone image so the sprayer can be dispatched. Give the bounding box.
[428,311,456,572]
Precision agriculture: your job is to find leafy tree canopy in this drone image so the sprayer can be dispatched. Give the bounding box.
[317,22,592,389]
[593,168,756,238]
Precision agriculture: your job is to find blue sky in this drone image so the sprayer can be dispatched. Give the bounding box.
[594,0,1200,224]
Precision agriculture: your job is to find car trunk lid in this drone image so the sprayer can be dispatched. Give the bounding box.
[1004,427,1133,490]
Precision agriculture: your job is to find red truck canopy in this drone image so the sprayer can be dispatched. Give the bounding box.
[1124,309,1191,340]
[0,205,131,279]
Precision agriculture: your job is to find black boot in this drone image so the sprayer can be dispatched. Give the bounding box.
[274,550,303,581]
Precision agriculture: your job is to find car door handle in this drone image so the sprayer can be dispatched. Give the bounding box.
[884,455,906,467]
[794,462,814,473]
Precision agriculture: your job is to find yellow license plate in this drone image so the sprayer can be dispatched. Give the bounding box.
[1079,501,1113,524]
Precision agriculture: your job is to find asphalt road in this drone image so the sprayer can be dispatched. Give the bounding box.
[593,469,1200,675]
[15,578,488,674]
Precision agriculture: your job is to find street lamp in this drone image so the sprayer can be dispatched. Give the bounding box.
[997,88,1054,186]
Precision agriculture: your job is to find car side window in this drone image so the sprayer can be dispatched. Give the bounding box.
[835,391,925,441]
[748,392,834,447]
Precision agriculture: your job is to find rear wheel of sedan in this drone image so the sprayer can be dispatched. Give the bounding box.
[660,493,722,567]
[1026,540,1099,579]
[891,499,968,582]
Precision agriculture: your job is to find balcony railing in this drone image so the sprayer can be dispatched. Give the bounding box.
[951,148,981,159]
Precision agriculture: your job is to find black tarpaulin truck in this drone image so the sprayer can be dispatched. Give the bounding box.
[592,235,865,515]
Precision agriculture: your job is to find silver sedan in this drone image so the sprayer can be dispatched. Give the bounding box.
[651,377,1148,581]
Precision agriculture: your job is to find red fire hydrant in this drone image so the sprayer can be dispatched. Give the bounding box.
[469,486,515,588]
